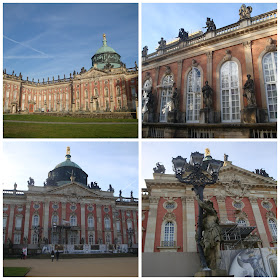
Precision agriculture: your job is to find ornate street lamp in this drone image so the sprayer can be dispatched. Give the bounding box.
[172,151,222,270]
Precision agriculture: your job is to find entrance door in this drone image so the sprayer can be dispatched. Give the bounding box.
[29,104,34,113]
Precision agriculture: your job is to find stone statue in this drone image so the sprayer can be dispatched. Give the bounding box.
[153,162,166,174]
[108,184,114,192]
[224,154,228,161]
[158,38,166,49]
[131,191,133,198]
[171,87,180,111]
[195,195,222,270]
[239,4,252,20]
[178,28,188,41]
[134,61,138,71]
[142,46,148,57]
[14,183,17,190]
[27,177,35,186]
[204,18,216,32]
[119,190,122,197]
[146,91,154,113]
[243,74,256,107]
[202,81,213,108]
[66,146,70,155]
[205,148,211,157]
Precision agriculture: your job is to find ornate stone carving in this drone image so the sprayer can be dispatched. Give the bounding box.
[149,197,159,204]
[224,179,251,197]
[178,28,189,41]
[216,195,226,203]
[165,66,171,75]
[204,18,216,32]
[243,41,252,49]
[192,59,198,67]
[249,197,258,203]
[243,74,256,107]
[163,212,176,222]
[142,46,148,57]
[239,4,252,20]
[145,72,151,79]
[223,50,232,62]
[202,81,213,108]
[266,38,277,52]
[158,38,166,49]
[153,162,166,174]
[265,211,276,219]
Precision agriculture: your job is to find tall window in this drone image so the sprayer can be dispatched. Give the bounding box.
[220,61,240,122]
[88,216,94,228]
[160,75,174,122]
[5,91,10,111]
[70,215,77,226]
[52,215,58,225]
[116,86,121,97]
[14,233,21,244]
[105,88,109,97]
[164,222,174,246]
[3,217,7,228]
[104,217,111,229]
[268,219,277,240]
[89,234,95,245]
[127,220,133,230]
[15,216,22,229]
[32,215,39,227]
[70,232,76,244]
[116,220,121,232]
[186,68,201,122]
[263,52,277,121]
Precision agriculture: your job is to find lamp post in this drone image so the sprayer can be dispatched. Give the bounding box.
[172,151,222,270]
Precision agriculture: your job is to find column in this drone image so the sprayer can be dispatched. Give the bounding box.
[7,205,15,240]
[206,51,213,86]
[132,210,138,244]
[96,204,103,242]
[144,197,159,252]
[121,210,127,244]
[182,197,187,252]
[250,197,270,248]
[81,202,86,242]
[243,41,254,78]
[186,196,196,252]
[176,60,183,89]
[43,200,50,240]
[62,202,66,221]
[216,196,228,223]
[23,202,31,240]
[112,207,118,244]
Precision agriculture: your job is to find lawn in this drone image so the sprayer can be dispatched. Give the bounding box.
[4,267,30,277]
[4,122,138,138]
[3,114,137,123]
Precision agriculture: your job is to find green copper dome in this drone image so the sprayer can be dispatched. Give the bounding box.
[91,34,122,70]
[55,156,82,170]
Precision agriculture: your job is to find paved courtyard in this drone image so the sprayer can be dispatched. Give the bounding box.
[4,257,138,277]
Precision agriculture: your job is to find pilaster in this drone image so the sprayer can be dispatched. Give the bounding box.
[243,41,254,78]
[96,204,103,242]
[132,210,138,244]
[186,196,196,252]
[121,210,127,244]
[81,202,86,241]
[182,197,187,252]
[216,196,228,223]
[43,200,50,240]
[23,202,31,240]
[7,205,15,239]
[144,197,159,252]
[206,51,213,86]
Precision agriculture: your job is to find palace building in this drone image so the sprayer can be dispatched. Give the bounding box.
[142,150,277,276]
[3,34,138,114]
[3,147,138,255]
[142,5,277,138]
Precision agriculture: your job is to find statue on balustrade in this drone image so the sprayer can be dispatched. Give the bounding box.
[178,28,189,41]
[158,38,166,49]
[153,162,166,174]
[204,18,216,32]
[142,46,148,57]
[239,4,252,20]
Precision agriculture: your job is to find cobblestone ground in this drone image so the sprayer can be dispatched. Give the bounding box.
[4,257,138,277]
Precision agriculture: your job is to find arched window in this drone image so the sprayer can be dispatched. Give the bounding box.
[89,234,95,245]
[127,220,133,230]
[263,52,277,122]
[70,215,77,226]
[32,233,38,244]
[268,218,277,240]
[164,221,174,246]
[88,216,94,228]
[220,61,240,122]
[116,220,121,232]
[160,75,174,122]
[104,217,111,229]
[52,215,59,225]
[186,67,201,122]
[32,215,39,227]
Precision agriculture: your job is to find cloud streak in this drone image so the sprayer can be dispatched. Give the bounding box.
[4,35,49,56]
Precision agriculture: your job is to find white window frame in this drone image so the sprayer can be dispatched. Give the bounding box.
[15,216,22,229]
[88,233,95,245]
[14,233,21,244]
[186,67,201,123]
[32,214,39,227]
[104,217,111,230]
[263,52,277,122]
[268,218,277,239]
[164,221,175,246]
[88,216,94,228]
[160,75,174,122]
[52,215,59,225]
[127,220,133,230]
[142,79,152,120]
[220,61,241,123]
[70,215,77,226]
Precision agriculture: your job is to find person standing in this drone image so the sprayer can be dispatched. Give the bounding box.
[56,250,60,261]
[51,250,55,262]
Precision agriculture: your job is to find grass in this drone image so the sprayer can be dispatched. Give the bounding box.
[4,122,138,138]
[4,114,137,123]
[4,267,30,277]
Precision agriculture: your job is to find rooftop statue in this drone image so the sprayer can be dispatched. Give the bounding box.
[142,46,148,57]
[243,74,256,107]
[178,28,189,41]
[239,4,252,20]
[27,177,35,186]
[153,162,166,174]
[158,38,166,49]
[204,18,216,32]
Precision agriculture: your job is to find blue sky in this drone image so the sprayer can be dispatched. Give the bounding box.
[141,141,277,188]
[2,141,139,198]
[142,3,277,51]
[3,3,138,81]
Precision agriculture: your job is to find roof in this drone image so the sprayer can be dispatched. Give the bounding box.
[54,157,82,170]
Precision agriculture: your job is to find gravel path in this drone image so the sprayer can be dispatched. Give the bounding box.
[4,257,138,277]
